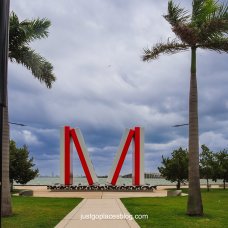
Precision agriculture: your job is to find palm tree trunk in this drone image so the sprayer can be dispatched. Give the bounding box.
[0,0,12,216]
[187,47,203,216]
[207,178,209,192]
[177,180,180,190]
[1,105,12,216]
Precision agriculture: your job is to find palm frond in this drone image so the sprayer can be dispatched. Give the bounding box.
[195,1,228,42]
[210,2,228,21]
[142,39,189,61]
[9,11,51,47]
[9,12,24,52]
[10,11,19,25]
[199,37,228,52]
[163,1,197,45]
[192,0,219,25]
[192,0,228,25]
[192,0,208,22]
[199,18,228,42]
[172,23,199,45]
[164,0,190,26]
[9,46,56,88]
[20,18,51,42]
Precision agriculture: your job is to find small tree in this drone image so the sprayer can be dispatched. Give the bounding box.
[10,140,39,189]
[213,149,228,189]
[158,147,188,189]
[199,145,215,191]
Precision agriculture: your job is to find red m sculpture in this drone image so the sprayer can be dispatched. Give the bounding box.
[60,126,144,186]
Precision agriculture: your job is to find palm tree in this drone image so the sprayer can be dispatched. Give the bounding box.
[142,0,228,216]
[1,12,55,216]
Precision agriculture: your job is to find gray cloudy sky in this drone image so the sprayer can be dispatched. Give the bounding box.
[9,0,228,177]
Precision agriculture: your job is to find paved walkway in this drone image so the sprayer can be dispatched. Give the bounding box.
[55,199,140,228]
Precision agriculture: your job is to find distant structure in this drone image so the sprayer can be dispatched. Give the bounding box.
[122,172,162,179]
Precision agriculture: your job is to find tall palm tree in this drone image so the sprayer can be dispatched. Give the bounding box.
[1,12,55,216]
[143,0,228,216]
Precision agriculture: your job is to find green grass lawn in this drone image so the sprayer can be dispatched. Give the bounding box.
[2,196,82,228]
[121,189,228,228]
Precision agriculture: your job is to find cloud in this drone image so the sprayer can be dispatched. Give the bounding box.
[11,129,42,146]
[9,0,228,176]
[200,131,228,151]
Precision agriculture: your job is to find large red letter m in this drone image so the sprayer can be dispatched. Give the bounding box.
[60,126,144,186]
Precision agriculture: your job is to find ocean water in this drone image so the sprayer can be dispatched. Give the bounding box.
[18,177,224,186]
